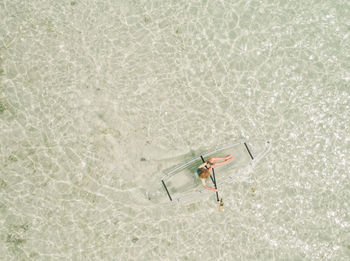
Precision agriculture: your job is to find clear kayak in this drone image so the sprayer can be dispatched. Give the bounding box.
[147,139,271,204]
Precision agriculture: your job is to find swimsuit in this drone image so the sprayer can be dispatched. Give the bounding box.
[196,161,211,176]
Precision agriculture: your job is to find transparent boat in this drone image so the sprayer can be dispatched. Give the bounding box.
[147,139,271,204]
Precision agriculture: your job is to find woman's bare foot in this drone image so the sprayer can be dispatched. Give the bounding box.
[225,156,234,162]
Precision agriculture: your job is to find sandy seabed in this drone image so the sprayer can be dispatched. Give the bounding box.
[0,0,349,260]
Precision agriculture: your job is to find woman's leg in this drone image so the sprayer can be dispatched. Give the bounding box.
[212,156,234,167]
[209,154,232,162]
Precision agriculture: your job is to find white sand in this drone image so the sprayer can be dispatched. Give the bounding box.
[1,0,349,260]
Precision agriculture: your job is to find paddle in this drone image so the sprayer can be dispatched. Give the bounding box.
[200,156,222,211]
[211,168,222,212]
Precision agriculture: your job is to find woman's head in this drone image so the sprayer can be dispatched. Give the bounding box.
[198,168,210,179]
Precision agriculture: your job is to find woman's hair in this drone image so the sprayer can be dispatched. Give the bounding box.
[198,168,210,179]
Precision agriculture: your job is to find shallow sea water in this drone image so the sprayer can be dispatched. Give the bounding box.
[0,0,349,260]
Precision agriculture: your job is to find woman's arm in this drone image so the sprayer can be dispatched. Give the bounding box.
[201,179,217,192]
[198,162,213,171]
[198,162,207,168]
[203,185,217,192]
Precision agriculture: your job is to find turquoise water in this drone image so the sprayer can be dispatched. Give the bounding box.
[1,0,349,260]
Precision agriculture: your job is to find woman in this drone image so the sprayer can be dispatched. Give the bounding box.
[196,154,235,192]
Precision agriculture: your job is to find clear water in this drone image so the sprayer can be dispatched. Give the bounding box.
[1,0,349,260]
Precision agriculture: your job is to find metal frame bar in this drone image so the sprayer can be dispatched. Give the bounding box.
[244,142,254,160]
[161,180,172,201]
